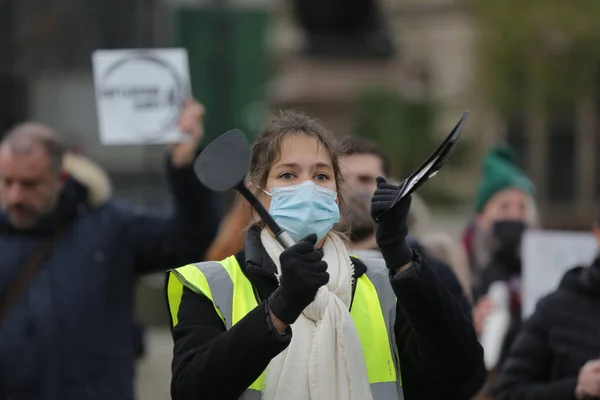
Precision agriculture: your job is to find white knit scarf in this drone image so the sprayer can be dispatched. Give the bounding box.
[260,229,373,400]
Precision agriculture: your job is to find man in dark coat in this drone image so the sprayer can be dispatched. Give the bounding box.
[0,100,219,399]
[493,211,600,400]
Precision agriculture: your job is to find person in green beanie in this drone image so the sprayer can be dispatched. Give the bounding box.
[464,143,538,396]
[464,143,537,285]
[474,144,536,217]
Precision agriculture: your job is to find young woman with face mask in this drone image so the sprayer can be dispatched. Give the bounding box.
[166,111,485,400]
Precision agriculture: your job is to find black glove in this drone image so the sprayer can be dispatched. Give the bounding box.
[267,233,329,325]
[371,176,414,270]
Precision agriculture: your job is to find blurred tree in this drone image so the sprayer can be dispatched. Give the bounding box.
[476,0,600,114]
[352,87,435,178]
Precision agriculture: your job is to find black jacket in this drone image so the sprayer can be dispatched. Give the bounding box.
[0,155,220,400]
[169,229,485,400]
[407,237,473,321]
[493,260,600,400]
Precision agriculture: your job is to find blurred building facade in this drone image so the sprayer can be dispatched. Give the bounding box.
[268,0,485,203]
[500,98,598,230]
[0,0,596,228]
[268,0,600,229]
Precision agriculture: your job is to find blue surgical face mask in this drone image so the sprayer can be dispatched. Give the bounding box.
[265,180,340,243]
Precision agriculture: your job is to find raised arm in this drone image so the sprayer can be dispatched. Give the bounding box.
[370,177,485,398]
[125,100,220,273]
[392,254,485,398]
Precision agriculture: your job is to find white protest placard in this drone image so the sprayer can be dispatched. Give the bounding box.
[521,229,597,319]
[92,48,191,145]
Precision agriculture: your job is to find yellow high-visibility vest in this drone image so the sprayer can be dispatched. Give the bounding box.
[166,255,404,400]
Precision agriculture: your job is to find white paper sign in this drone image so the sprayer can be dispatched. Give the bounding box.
[92,48,191,145]
[521,229,597,319]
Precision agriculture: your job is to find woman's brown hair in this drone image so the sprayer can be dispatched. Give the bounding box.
[246,110,347,230]
[204,111,347,258]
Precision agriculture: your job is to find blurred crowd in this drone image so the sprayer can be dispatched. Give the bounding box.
[1,100,599,400]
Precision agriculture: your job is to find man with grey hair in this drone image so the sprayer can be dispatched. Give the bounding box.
[0,122,69,229]
[0,99,219,399]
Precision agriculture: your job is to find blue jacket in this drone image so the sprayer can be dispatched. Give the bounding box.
[0,154,220,399]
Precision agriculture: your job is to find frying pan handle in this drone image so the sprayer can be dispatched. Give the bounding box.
[275,231,296,249]
[236,184,296,249]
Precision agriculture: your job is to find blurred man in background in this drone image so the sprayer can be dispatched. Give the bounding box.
[493,205,600,400]
[0,100,219,399]
[338,136,473,320]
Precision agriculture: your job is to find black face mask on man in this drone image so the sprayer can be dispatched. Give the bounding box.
[492,220,526,262]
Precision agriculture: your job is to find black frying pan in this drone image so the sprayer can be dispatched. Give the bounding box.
[193,129,296,249]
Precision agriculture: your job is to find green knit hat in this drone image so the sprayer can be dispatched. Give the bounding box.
[475,143,535,213]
